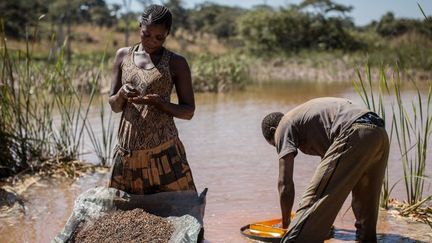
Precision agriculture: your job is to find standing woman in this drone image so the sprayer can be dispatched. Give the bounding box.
[108,5,197,195]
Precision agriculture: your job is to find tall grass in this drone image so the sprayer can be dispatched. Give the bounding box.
[48,46,97,160]
[353,64,432,208]
[0,20,104,178]
[353,64,393,208]
[392,74,432,205]
[82,39,117,167]
[1,21,58,176]
[85,101,116,166]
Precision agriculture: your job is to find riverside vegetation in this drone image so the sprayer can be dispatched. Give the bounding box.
[1,0,431,229]
[353,65,432,227]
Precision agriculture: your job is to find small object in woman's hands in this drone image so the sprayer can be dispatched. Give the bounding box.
[122,85,137,99]
[125,80,147,97]
[124,83,135,92]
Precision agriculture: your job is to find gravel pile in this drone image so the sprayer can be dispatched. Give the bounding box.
[72,208,174,243]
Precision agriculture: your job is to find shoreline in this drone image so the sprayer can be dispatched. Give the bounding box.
[248,57,432,84]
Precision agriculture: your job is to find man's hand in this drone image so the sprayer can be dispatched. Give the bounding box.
[281,219,291,229]
[273,220,290,229]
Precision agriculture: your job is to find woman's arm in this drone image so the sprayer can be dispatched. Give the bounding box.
[129,53,195,120]
[108,47,140,113]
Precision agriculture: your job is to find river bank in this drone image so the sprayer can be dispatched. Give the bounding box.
[249,55,432,84]
[83,52,432,94]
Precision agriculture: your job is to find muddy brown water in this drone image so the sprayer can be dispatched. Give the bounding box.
[1,83,431,243]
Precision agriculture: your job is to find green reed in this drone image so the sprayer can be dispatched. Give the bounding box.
[81,39,117,166]
[353,64,432,208]
[392,73,432,205]
[52,84,96,161]
[53,40,101,160]
[85,99,116,166]
[353,64,393,208]
[0,20,101,177]
[1,20,57,175]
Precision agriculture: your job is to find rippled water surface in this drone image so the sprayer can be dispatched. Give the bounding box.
[1,83,431,243]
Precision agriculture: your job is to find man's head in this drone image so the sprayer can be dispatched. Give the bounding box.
[262,112,284,146]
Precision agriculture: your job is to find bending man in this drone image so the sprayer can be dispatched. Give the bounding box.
[261,97,389,243]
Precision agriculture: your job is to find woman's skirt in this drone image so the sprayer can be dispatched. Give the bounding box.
[109,137,197,194]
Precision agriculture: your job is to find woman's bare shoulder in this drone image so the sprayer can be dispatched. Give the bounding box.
[115,47,130,58]
[113,47,131,66]
[168,50,189,67]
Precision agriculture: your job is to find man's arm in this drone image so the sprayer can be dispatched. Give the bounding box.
[278,153,295,229]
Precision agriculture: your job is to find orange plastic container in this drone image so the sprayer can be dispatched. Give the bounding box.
[240,213,295,242]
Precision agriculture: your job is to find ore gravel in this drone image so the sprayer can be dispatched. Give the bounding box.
[72,208,175,243]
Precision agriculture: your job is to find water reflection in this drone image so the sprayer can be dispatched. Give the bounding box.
[1,82,431,243]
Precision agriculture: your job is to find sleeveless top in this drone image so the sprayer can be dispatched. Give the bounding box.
[117,44,178,150]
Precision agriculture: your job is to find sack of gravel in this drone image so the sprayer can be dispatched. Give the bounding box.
[52,187,207,243]
[72,208,179,243]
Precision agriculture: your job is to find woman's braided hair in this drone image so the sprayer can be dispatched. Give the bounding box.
[140,4,172,33]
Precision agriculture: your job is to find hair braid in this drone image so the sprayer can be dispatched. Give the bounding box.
[141,4,172,33]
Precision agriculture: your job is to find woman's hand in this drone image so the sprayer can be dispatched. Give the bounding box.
[129,94,166,109]
[122,53,195,120]
[120,84,141,99]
